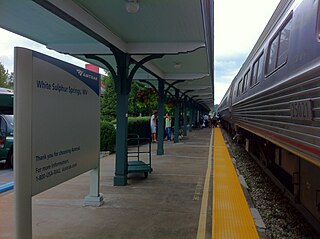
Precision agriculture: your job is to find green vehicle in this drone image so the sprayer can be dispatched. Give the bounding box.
[0,88,14,168]
[0,114,14,168]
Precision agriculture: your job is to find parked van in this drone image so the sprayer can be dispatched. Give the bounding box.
[0,114,14,168]
[0,87,13,115]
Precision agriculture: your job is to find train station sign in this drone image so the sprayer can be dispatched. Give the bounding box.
[15,47,100,195]
[14,47,101,238]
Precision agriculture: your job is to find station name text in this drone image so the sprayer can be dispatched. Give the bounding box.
[36,80,88,96]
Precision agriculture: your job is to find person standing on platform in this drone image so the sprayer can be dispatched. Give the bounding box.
[150,110,158,143]
[212,113,217,127]
[165,112,172,141]
[208,115,212,128]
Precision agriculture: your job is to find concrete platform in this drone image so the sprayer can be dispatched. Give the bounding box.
[0,128,213,239]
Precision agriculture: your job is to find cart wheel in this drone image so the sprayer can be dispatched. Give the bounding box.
[144,172,148,178]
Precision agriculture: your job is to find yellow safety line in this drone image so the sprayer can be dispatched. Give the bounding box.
[212,128,259,239]
[196,129,213,239]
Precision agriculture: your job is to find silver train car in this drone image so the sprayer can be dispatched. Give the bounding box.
[218,0,320,229]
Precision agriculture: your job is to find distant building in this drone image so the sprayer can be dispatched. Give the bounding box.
[85,64,105,95]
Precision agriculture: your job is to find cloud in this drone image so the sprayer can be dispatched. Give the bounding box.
[213,53,247,105]
[0,55,12,72]
[213,0,280,104]
[215,53,248,81]
[214,82,231,105]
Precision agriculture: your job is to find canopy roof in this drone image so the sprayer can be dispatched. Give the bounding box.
[0,0,214,110]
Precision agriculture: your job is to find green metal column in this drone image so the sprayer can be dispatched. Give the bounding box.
[157,79,165,155]
[174,89,180,143]
[183,95,187,136]
[113,52,130,186]
[84,53,129,186]
[189,100,193,133]
[194,108,196,127]
[196,108,200,127]
[85,53,163,186]
[114,92,129,185]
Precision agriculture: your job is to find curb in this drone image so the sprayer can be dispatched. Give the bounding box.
[0,181,14,193]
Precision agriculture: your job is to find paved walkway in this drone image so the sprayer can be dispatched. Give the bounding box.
[0,128,213,239]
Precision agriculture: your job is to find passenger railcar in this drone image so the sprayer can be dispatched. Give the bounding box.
[218,0,320,230]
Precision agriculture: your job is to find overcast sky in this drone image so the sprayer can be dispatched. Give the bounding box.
[214,0,280,104]
[0,0,280,104]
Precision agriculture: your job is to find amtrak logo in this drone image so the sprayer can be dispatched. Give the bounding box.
[76,69,84,76]
[76,69,98,81]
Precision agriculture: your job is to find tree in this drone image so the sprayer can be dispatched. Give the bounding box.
[100,74,166,119]
[129,81,149,116]
[101,74,116,120]
[136,86,158,116]
[6,72,14,89]
[213,104,219,113]
[0,62,9,88]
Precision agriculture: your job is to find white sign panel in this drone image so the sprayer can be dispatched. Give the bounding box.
[15,47,100,196]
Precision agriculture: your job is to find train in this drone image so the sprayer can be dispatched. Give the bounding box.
[218,0,320,230]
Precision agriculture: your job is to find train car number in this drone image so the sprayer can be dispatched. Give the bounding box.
[290,100,313,120]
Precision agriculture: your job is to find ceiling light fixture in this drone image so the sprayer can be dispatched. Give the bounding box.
[126,0,140,13]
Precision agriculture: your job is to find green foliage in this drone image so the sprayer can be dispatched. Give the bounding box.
[100,72,176,124]
[165,95,175,116]
[136,87,158,116]
[128,116,151,138]
[0,62,9,88]
[101,117,150,149]
[100,120,116,152]
[101,74,116,120]
[100,73,160,119]
[213,104,219,113]
[128,81,144,116]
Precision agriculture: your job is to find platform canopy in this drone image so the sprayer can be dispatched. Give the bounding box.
[0,0,214,110]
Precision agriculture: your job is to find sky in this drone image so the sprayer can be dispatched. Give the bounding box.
[0,0,280,104]
[214,0,281,104]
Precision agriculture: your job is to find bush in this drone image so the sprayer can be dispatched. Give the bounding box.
[128,116,150,139]
[100,120,116,152]
[101,117,150,151]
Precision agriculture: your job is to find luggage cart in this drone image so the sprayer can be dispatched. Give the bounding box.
[127,134,152,178]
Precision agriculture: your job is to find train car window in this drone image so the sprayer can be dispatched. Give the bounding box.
[225,90,230,105]
[243,69,250,92]
[251,60,258,86]
[250,52,264,87]
[278,18,292,65]
[226,91,229,104]
[237,79,243,96]
[257,54,264,81]
[266,35,279,74]
[233,84,238,98]
[266,13,293,75]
